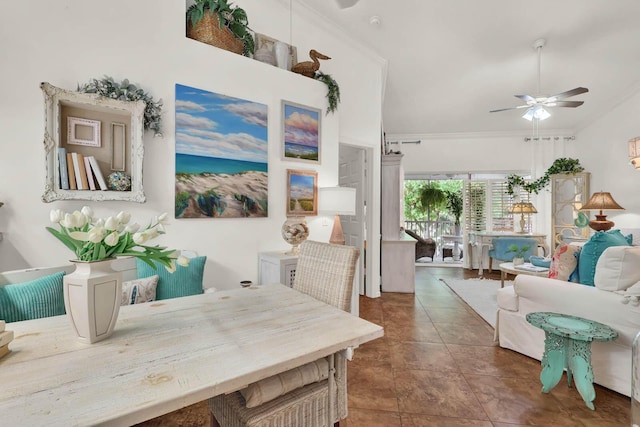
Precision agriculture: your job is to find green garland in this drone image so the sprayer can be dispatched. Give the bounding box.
[77,76,163,137]
[506,158,584,195]
[315,71,341,115]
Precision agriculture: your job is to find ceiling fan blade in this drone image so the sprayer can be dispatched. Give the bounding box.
[515,94,536,103]
[490,105,530,113]
[546,100,584,108]
[334,0,359,9]
[547,87,589,102]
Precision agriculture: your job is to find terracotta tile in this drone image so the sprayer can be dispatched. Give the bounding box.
[347,363,399,412]
[425,307,484,325]
[433,322,496,346]
[383,321,443,343]
[380,292,419,307]
[388,341,458,371]
[416,293,468,309]
[342,408,402,427]
[446,344,541,377]
[465,374,586,426]
[394,369,488,420]
[400,413,493,426]
[351,336,392,366]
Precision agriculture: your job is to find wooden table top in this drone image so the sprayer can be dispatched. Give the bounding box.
[0,284,383,426]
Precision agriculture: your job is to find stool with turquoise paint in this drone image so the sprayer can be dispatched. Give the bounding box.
[525,311,618,410]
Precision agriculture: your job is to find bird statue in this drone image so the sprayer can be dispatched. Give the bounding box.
[291,49,331,78]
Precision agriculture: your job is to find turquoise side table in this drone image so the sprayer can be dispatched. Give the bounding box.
[526,311,618,410]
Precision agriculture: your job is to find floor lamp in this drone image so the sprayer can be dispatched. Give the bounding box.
[319,187,356,245]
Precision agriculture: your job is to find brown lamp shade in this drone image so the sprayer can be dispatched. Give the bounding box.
[580,192,624,231]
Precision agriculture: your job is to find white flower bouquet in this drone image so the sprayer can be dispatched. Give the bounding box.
[47,206,189,272]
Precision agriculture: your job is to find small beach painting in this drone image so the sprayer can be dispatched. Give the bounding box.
[282,101,321,164]
[175,84,268,218]
[286,169,318,216]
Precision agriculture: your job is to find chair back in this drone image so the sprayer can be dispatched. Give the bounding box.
[489,237,537,262]
[293,240,360,312]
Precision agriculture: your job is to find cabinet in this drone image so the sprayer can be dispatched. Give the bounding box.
[381,154,416,293]
[258,251,298,287]
[550,173,590,246]
[40,82,146,203]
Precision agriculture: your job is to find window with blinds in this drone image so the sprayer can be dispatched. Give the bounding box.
[465,178,532,232]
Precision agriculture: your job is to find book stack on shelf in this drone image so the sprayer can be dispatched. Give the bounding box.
[57,147,108,191]
[0,320,13,359]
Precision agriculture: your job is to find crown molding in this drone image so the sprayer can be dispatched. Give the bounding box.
[386,128,575,141]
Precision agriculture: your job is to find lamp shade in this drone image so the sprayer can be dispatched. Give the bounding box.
[508,202,538,214]
[580,192,624,212]
[629,137,640,169]
[319,187,356,216]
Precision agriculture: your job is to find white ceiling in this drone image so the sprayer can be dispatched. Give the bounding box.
[298,0,640,135]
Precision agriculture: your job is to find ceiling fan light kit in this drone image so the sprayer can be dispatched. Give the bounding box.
[490,38,588,121]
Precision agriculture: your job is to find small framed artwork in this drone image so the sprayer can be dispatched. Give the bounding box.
[110,122,126,171]
[282,101,321,164]
[67,116,101,147]
[255,33,298,70]
[286,169,318,216]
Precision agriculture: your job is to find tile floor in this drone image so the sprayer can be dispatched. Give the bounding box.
[139,266,631,426]
[343,266,631,427]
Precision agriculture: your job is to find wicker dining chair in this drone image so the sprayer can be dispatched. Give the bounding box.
[209,240,360,427]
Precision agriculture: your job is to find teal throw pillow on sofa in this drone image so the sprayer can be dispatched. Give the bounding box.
[578,230,631,286]
[0,271,66,323]
[136,256,206,300]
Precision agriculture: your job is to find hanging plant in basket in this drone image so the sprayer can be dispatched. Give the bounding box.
[77,76,163,137]
[186,0,255,57]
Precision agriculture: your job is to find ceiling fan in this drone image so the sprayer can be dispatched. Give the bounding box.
[334,0,360,9]
[490,38,588,121]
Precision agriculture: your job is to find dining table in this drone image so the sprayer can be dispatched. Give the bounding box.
[0,283,383,426]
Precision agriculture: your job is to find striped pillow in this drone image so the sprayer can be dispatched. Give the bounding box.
[0,271,66,323]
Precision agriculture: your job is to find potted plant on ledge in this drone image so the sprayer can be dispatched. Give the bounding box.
[186,0,255,57]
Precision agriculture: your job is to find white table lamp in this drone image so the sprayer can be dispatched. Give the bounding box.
[319,187,356,245]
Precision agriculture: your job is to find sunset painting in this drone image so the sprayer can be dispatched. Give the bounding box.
[282,101,321,164]
[175,84,268,218]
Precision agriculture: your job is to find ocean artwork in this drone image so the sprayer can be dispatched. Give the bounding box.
[282,101,321,164]
[175,84,268,218]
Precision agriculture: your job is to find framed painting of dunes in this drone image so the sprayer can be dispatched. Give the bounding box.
[175,83,268,218]
[286,169,318,216]
[282,100,320,164]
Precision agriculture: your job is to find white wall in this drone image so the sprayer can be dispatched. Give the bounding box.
[0,0,384,290]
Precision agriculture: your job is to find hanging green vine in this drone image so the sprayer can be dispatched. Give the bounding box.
[77,76,163,137]
[315,71,341,115]
[506,158,584,195]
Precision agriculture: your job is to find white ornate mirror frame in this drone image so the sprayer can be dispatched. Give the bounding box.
[41,82,146,203]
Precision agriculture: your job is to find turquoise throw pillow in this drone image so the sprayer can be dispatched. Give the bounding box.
[136,256,206,300]
[0,271,66,323]
[578,230,631,286]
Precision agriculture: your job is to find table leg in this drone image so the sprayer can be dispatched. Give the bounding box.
[501,270,506,288]
[539,332,566,393]
[477,244,486,276]
[568,339,597,410]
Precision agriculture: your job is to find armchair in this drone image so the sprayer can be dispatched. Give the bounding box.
[404,228,436,261]
[209,240,360,427]
[488,237,538,271]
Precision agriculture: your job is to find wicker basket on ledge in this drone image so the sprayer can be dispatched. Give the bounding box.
[187,12,243,55]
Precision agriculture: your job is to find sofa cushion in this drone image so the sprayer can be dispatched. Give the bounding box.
[578,230,631,286]
[240,357,329,408]
[548,244,581,282]
[136,256,206,300]
[121,275,159,305]
[0,271,66,323]
[594,246,640,291]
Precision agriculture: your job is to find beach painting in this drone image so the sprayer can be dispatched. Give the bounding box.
[286,169,318,216]
[175,84,268,218]
[282,101,321,164]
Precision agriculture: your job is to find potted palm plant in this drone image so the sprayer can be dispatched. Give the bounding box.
[186,0,255,57]
[507,243,531,266]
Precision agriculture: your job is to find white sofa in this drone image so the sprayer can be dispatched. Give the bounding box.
[497,274,640,397]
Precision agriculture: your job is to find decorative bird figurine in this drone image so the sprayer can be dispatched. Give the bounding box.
[292,49,331,78]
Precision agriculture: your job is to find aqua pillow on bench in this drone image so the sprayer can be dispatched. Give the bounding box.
[0,271,66,323]
[136,256,206,300]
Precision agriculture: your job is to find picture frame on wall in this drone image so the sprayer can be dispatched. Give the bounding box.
[254,33,298,70]
[282,101,321,164]
[67,116,101,147]
[286,169,318,216]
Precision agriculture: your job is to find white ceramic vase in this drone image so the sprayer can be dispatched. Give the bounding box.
[513,257,525,266]
[63,259,122,344]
